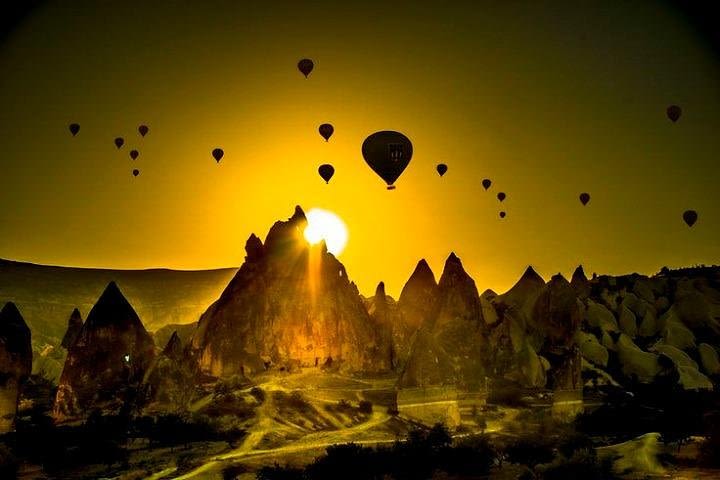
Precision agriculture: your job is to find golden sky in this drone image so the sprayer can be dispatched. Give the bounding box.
[1,1,719,297]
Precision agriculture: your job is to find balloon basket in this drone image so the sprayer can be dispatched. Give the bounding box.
[387,185,396,190]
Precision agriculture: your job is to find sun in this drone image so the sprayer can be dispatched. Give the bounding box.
[303,208,348,256]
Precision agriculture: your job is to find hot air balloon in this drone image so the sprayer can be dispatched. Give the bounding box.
[212,148,224,162]
[132,169,139,177]
[436,164,448,176]
[129,150,139,160]
[579,192,590,206]
[361,131,413,190]
[497,192,506,202]
[319,123,334,141]
[138,125,149,137]
[298,58,314,78]
[499,211,506,218]
[683,210,697,227]
[667,105,681,122]
[114,137,124,149]
[69,123,80,136]
[318,164,335,183]
[482,179,492,190]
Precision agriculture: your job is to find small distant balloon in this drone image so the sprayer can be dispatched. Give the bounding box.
[212,148,224,162]
[361,130,413,190]
[129,150,139,160]
[318,164,335,183]
[138,125,149,137]
[482,179,492,190]
[132,169,139,177]
[499,211,506,219]
[69,123,80,136]
[114,137,124,149]
[683,210,697,227]
[497,192,506,202]
[436,164,448,176]
[579,192,590,206]
[667,105,681,123]
[298,58,314,78]
[319,123,334,141]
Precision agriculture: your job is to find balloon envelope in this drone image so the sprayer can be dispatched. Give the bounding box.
[319,123,334,141]
[132,169,139,177]
[683,210,697,227]
[129,150,139,160]
[579,192,590,206]
[499,211,506,218]
[298,58,314,77]
[436,164,448,176]
[497,192,506,202]
[667,105,681,122]
[114,137,124,149]
[138,125,149,137]
[318,164,335,183]
[361,131,413,189]
[212,148,224,162]
[69,123,80,136]
[482,179,491,190]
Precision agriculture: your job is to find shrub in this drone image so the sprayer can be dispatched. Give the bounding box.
[358,400,373,414]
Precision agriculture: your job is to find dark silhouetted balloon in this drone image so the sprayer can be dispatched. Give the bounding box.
[319,123,334,141]
[114,137,124,149]
[318,164,335,183]
[129,150,139,160]
[683,210,697,227]
[436,164,448,176]
[132,169,139,177]
[212,148,224,162]
[482,179,491,190]
[667,105,681,122]
[298,58,314,78]
[579,192,590,206]
[69,123,80,136]
[497,192,506,202]
[138,125,149,137]
[361,131,413,190]
[499,211,506,218]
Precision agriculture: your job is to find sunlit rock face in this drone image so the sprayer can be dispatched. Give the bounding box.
[399,253,486,390]
[191,206,394,377]
[0,302,32,433]
[60,308,83,349]
[397,259,439,330]
[53,282,155,420]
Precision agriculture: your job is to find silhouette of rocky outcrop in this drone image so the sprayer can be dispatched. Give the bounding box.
[53,282,155,419]
[191,206,393,377]
[0,302,32,433]
[60,308,83,349]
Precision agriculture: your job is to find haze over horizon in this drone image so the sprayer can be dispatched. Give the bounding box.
[1,1,719,298]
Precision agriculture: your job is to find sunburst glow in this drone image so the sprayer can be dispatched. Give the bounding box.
[303,208,348,256]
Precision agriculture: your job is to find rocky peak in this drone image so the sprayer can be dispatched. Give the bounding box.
[262,206,309,258]
[571,265,588,284]
[0,302,32,433]
[0,302,32,357]
[162,331,183,359]
[375,281,386,300]
[84,281,145,331]
[245,234,264,262]
[434,253,482,329]
[399,259,437,305]
[61,308,83,349]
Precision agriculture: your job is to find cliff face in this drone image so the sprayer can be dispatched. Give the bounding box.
[191,206,394,377]
[0,302,32,433]
[53,282,155,419]
[60,308,83,349]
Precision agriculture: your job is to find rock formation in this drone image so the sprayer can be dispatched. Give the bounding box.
[0,302,32,433]
[60,308,83,349]
[191,206,393,377]
[53,282,155,419]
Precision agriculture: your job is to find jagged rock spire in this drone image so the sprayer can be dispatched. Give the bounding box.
[61,308,83,349]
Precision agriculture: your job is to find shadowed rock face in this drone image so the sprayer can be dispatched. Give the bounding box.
[0,302,32,433]
[53,282,155,419]
[60,308,83,349]
[398,259,439,329]
[533,274,583,349]
[399,253,486,389]
[143,331,199,411]
[365,282,412,370]
[191,206,393,377]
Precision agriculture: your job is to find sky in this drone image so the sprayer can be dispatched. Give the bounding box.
[1,1,719,298]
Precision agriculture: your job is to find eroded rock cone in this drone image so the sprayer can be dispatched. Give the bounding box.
[60,308,83,349]
[0,302,32,433]
[191,206,393,377]
[53,282,155,419]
